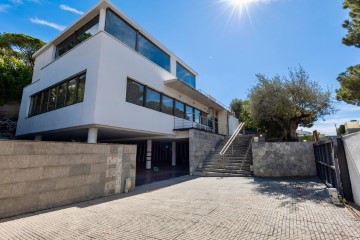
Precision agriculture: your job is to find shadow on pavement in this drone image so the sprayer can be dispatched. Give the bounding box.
[0,175,198,223]
[250,177,331,208]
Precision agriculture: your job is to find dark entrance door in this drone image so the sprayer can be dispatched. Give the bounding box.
[136,140,189,186]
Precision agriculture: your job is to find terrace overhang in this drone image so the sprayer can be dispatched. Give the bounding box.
[164,79,228,112]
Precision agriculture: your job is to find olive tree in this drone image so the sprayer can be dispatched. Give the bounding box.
[248,66,336,141]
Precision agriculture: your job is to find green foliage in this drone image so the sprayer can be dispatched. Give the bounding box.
[229,98,257,130]
[336,64,360,106]
[337,2,360,106]
[0,55,32,105]
[0,32,45,69]
[0,33,45,106]
[229,98,243,120]
[342,0,360,48]
[248,66,335,141]
[337,124,346,136]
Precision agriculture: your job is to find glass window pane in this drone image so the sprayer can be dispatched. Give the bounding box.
[145,88,161,111]
[76,74,86,103]
[33,94,42,115]
[138,34,170,72]
[126,79,144,106]
[56,16,99,58]
[57,82,67,108]
[48,87,57,111]
[56,35,76,58]
[76,16,99,44]
[185,105,193,121]
[66,78,77,106]
[194,109,201,123]
[41,90,49,113]
[176,63,196,88]
[162,95,174,115]
[105,10,136,49]
[175,101,185,118]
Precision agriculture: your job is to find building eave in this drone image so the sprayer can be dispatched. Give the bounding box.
[164,79,230,113]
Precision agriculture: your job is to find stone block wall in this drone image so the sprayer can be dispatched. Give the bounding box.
[0,141,136,219]
[252,142,316,177]
[189,129,224,174]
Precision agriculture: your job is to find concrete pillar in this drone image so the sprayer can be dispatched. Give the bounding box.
[99,8,106,31]
[172,142,176,167]
[170,57,177,76]
[87,128,98,144]
[146,140,152,170]
[34,135,42,141]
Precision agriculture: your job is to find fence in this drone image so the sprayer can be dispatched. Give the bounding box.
[313,138,353,202]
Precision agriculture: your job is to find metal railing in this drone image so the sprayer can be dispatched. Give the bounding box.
[174,113,219,133]
[219,122,245,156]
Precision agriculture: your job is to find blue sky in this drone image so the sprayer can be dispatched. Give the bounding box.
[1,0,359,135]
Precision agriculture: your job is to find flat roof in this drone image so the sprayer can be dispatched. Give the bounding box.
[33,0,198,76]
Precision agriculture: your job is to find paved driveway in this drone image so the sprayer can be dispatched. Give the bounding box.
[0,177,359,240]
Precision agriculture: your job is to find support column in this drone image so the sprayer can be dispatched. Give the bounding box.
[34,135,42,141]
[87,128,98,144]
[172,142,176,167]
[98,8,106,32]
[146,140,152,170]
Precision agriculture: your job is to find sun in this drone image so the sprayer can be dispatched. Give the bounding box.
[228,0,257,7]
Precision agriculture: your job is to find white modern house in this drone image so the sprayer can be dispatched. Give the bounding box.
[16,0,238,180]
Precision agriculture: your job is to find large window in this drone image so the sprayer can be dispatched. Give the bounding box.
[138,34,170,72]
[55,16,99,58]
[126,79,144,106]
[29,72,86,117]
[105,10,171,72]
[185,105,193,121]
[125,78,206,122]
[162,95,174,115]
[175,101,185,119]
[176,62,196,88]
[145,88,161,111]
[105,9,136,49]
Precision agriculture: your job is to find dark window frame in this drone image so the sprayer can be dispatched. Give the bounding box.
[125,77,204,121]
[105,9,171,72]
[144,87,161,112]
[176,62,196,88]
[28,71,87,117]
[55,15,100,59]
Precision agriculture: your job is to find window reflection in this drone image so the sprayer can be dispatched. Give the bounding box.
[176,62,196,88]
[29,72,86,117]
[55,16,99,58]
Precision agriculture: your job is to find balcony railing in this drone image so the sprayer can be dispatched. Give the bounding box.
[174,113,219,133]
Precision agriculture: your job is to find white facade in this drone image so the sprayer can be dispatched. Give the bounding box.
[16,0,235,143]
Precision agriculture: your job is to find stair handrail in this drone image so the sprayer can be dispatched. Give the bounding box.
[219,122,245,156]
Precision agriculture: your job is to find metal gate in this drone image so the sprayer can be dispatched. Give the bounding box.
[313,138,353,201]
[313,139,338,188]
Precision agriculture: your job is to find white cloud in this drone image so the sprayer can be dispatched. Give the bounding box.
[60,4,84,15]
[0,4,11,12]
[30,17,66,31]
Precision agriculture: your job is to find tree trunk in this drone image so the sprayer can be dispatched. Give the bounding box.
[271,116,288,141]
[289,121,298,141]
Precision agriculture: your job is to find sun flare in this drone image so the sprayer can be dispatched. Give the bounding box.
[229,0,257,7]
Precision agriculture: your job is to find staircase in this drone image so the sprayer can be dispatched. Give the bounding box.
[194,134,254,177]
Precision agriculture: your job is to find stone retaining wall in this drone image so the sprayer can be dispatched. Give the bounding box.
[189,129,224,174]
[252,142,316,177]
[0,141,136,219]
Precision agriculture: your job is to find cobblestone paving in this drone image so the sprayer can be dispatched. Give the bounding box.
[0,177,359,240]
